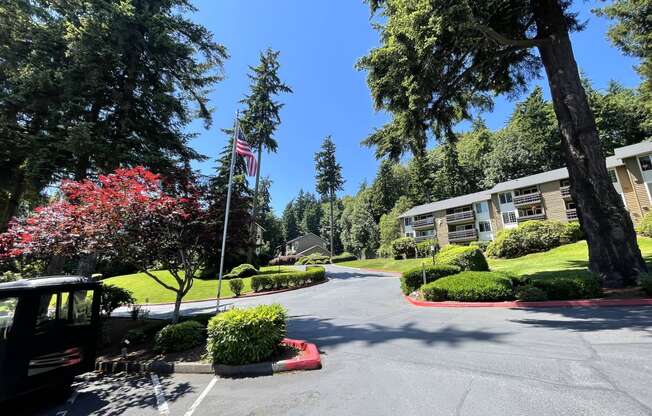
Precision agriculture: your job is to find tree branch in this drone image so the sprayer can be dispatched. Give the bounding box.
[143,269,179,293]
[476,25,548,48]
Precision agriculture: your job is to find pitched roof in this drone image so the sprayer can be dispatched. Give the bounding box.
[285,232,327,245]
[398,190,491,218]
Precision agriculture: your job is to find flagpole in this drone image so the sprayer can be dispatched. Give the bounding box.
[216,111,239,313]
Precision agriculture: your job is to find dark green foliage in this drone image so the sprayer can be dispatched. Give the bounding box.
[331,252,357,263]
[515,285,548,302]
[315,136,345,254]
[229,278,244,297]
[124,329,148,345]
[100,284,135,318]
[435,245,489,271]
[250,267,326,292]
[391,237,417,259]
[401,264,461,295]
[421,285,447,301]
[154,321,205,354]
[425,272,515,302]
[641,274,652,296]
[268,255,300,266]
[206,304,287,365]
[296,253,330,265]
[225,264,258,279]
[486,220,582,258]
[529,271,603,300]
[637,211,652,237]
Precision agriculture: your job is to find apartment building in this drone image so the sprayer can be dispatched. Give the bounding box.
[399,141,652,246]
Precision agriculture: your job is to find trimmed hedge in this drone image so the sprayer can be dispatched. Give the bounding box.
[486,220,582,258]
[250,266,326,292]
[515,285,548,301]
[229,278,244,296]
[268,255,300,266]
[331,252,357,263]
[206,304,287,365]
[154,321,205,353]
[416,239,438,257]
[224,263,258,279]
[297,253,330,265]
[400,264,461,295]
[422,271,514,302]
[435,245,489,271]
[528,271,602,300]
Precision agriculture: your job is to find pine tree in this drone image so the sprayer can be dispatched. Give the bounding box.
[315,136,345,256]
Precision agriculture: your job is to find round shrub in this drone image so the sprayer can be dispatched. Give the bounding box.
[229,278,244,296]
[416,239,438,258]
[268,255,300,266]
[225,263,258,279]
[392,237,417,259]
[154,321,205,353]
[529,271,602,300]
[100,284,135,318]
[435,245,489,271]
[427,271,515,302]
[486,220,581,258]
[206,304,287,365]
[515,285,548,301]
[561,221,583,243]
[400,264,461,295]
[331,252,357,263]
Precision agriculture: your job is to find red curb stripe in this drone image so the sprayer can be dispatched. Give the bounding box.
[275,338,321,372]
[405,295,652,308]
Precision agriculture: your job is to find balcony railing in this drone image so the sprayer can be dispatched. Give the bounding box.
[415,235,435,242]
[560,186,572,198]
[517,212,546,222]
[513,192,542,207]
[412,217,435,228]
[445,210,474,224]
[448,229,478,242]
[566,208,578,221]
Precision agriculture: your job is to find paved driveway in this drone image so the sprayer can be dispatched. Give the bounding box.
[27,265,652,416]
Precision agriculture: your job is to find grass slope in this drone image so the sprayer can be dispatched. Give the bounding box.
[338,237,652,276]
[104,266,294,304]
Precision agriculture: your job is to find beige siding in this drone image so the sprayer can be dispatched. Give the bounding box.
[435,210,448,246]
[539,181,567,222]
[616,165,643,223]
[489,194,503,233]
[622,158,651,221]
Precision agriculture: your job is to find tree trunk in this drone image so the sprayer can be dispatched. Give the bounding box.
[329,188,335,259]
[247,145,263,264]
[172,290,183,323]
[46,255,66,275]
[76,253,98,278]
[0,167,25,231]
[534,0,646,287]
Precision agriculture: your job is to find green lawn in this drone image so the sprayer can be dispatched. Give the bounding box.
[338,237,652,276]
[104,266,294,304]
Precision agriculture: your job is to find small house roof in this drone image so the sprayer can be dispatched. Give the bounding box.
[286,232,327,245]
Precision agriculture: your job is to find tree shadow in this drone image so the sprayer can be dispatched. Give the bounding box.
[285,315,509,348]
[510,306,652,334]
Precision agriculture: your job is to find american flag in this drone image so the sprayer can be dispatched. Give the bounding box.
[235,128,258,177]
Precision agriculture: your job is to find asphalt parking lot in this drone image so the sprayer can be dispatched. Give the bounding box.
[23,265,652,416]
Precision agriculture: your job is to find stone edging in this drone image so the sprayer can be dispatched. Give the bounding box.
[405,295,652,308]
[95,338,321,376]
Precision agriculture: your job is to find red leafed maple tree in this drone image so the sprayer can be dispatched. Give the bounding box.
[1,167,214,322]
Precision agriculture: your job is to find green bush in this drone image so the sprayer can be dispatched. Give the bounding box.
[154,321,205,353]
[416,239,438,258]
[229,278,244,296]
[529,271,602,300]
[637,211,652,237]
[400,264,461,295]
[297,253,330,265]
[515,285,548,301]
[641,274,652,296]
[268,255,300,266]
[224,263,258,279]
[425,271,515,302]
[486,220,582,258]
[100,284,135,318]
[331,252,357,263]
[251,267,326,292]
[206,304,287,365]
[469,240,490,251]
[435,245,489,271]
[392,237,417,259]
[124,328,148,344]
[421,284,447,301]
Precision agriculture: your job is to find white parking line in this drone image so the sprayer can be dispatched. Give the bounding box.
[184,377,218,416]
[150,374,170,415]
[67,390,79,405]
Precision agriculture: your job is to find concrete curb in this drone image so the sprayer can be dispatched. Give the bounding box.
[95,338,321,376]
[405,295,652,308]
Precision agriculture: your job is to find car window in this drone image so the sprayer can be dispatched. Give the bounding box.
[72,290,94,325]
[36,292,70,331]
[0,297,18,341]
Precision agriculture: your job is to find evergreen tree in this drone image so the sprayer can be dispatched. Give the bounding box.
[370,159,408,221]
[239,49,292,262]
[281,202,299,243]
[349,188,380,259]
[314,136,345,254]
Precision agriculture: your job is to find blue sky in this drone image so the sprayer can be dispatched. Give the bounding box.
[186,0,641,214]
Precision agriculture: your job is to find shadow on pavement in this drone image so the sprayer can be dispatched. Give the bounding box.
[510,306,652,334]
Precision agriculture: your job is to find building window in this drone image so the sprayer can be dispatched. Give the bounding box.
[639,155,652,172]
[608,169,618,183]
[515,186,538,196]
[502,211,517,224]
[560,179,570,187]
[519,205,543,218]
[404,217,412,226]
[475,202,483,213]
[565,201,576,210]
[499,192,513,205]
[478,221,491,232]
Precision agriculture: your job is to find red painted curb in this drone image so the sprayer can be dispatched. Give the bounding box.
[274,338,322,372]
[405,295,652,308]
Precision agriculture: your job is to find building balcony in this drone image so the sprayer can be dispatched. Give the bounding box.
[445,210,475,225]
[415,235,435,243]
[448,229,478,243]
[412,217,435,229]
[513,192,542,207]
[560,186,572,199]
[517,212,546,222]
[566,208,578,221]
